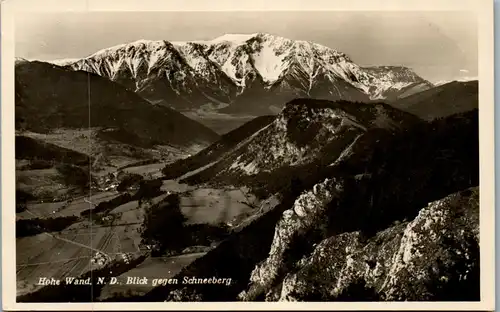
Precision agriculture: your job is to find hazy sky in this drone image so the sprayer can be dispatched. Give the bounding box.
[15,11,477,83]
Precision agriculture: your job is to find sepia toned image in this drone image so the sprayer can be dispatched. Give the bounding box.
[1,0,495,310]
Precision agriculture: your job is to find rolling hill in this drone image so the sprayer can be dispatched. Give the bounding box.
[15,60,220,150]
[391,80,478,120]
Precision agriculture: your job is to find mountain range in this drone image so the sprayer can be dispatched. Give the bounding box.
[15,32,481,303]
[172,99,421,193]
[51,33,434,116]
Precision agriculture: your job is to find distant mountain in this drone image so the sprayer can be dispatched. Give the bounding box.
[361,66,433,99]
[53,33,433,116]
[15,60,220,152]
[434,76,478,86]
[391,80,478,120]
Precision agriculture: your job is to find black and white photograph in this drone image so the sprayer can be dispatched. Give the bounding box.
[1,0,495,309]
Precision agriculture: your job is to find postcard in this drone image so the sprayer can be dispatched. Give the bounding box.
[1,0,495,310]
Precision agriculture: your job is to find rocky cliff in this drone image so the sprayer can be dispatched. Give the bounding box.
[240,186,479,301]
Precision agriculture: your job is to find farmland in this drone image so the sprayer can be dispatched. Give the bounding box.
[15,189,142,297]
[16,160,263,300]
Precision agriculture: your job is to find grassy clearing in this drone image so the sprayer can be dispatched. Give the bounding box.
[179,187,258,225]
[17,191,121,220]
[16,168,76,199]
[20,129,92,156]
[123,163,166,178]
[160,179,192,193]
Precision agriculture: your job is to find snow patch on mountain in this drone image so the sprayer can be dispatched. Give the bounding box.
[212,33,259,44]
[49,58,80,66]
[252,44,290,84]
[49,33,432,108]
[360,66,433,99]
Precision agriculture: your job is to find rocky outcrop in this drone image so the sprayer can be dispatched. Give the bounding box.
[240,187,479,301]
[238,178,344,300]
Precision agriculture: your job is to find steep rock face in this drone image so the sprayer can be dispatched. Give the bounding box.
[255,187,479,301]
[55,34,432,115]
[235,108,479,301]
[238,178,345,300]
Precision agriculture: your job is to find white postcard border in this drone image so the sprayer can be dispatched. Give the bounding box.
[1,0,495,310]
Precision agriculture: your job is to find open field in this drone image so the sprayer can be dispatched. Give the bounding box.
[160,179,193,194]
[122,162,166,178]
[19,129,92,156]
[18,129,190,176]
[16,175,261,298]
[16,190,143,296]
[16,232,93,296]
[179,187,258,225]
[16,168,79,199]
[16,219,142,296]
[16,191,120,220]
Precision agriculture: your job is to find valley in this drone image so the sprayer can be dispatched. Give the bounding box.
[14,33,481,303]
[16,155,265,300]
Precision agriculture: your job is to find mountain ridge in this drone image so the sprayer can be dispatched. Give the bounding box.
[172,98,422,199]
[393,80,478,120]
[46,33,434,115]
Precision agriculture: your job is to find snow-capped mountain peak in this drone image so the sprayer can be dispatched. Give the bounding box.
[211,33,259,44]
[48,33,433,115]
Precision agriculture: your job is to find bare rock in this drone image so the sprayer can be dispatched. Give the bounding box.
[271,187,479,301]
